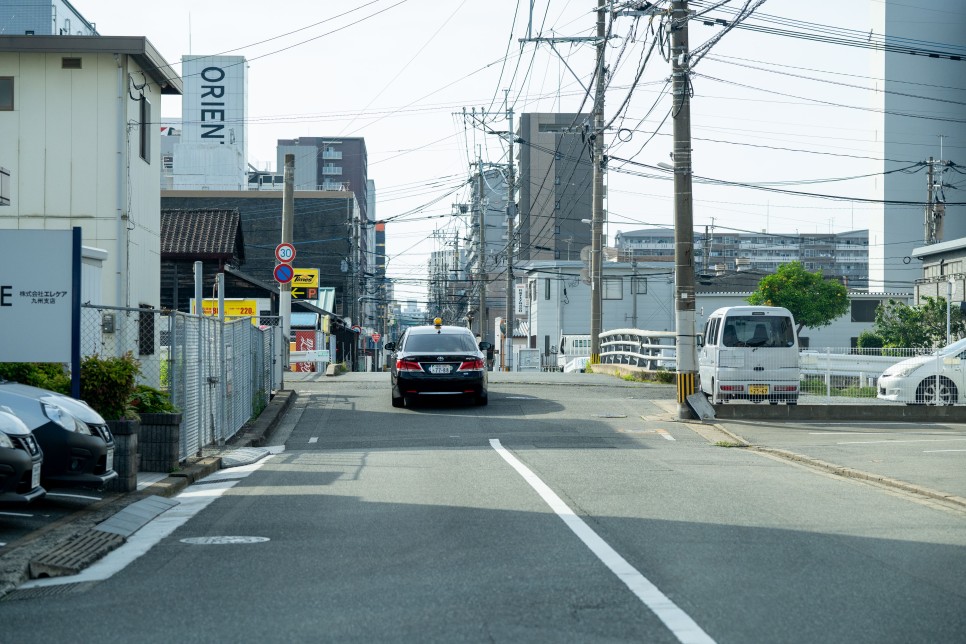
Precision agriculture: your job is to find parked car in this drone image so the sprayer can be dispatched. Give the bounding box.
[386,320,492,407]
[0,381,117,489]
[0,408,45,504]
[877,338,966,405]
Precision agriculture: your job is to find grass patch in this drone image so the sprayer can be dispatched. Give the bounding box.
[714,441,744,448]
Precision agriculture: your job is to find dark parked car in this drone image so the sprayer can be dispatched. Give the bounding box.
[0,381,117,489]
[0,408,45,504]
[386,320,492,407]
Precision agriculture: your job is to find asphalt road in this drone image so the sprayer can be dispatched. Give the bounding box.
[0,372,964,643]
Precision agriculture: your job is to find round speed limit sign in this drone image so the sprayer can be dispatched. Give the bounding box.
[275,243,296,263]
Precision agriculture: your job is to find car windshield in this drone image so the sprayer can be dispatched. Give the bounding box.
[937,337,966,356]
[721,315,795,348]
[404,333,478,353]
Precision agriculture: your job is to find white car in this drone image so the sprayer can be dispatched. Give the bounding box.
[877,338,966,405]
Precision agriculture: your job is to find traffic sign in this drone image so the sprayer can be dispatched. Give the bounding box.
[275,243,296,263]
[351,325,362,334]
[274,263,295,284]
[371,332,381,343]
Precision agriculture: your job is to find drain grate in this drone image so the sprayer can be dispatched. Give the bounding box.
[2,581,98,601]
[28,529,124,579]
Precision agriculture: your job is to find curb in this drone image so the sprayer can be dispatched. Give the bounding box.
[226,390,297,448]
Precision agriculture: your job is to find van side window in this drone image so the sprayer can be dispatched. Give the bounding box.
[709,318,720,346]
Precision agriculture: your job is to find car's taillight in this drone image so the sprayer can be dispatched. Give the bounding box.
[396,359,422,371]
[719,385,745,392]
[458,358,485,371]
[774,385,798,392]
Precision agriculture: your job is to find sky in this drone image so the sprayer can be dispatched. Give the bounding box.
[80,0,958,304]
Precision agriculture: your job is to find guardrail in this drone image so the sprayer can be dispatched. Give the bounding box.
[599,329,676,370]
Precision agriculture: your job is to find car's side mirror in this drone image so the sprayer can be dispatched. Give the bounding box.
[479,342,493,351]
[696,334,704,348]
[384,342,396,352]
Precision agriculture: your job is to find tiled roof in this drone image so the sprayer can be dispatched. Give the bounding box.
[161,209,244,260]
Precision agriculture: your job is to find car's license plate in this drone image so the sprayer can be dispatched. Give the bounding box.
[429,364,451,374]
[31,462,41,489]
[749,384,769,395]
[105,448,114,472]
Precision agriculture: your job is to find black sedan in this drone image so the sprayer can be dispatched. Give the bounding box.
[0,408,45,504]
[0,381,117,489]
[387,322,492,407]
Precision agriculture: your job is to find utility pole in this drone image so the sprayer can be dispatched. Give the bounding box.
[504,92,515,372]
[589,0,606,364]
[280,154,294,371]
[477,155,487,341]
[671,0,697,419]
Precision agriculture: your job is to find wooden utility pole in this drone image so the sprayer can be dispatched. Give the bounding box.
[671,0,697,418]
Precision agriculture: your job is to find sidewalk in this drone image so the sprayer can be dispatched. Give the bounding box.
[0,389,297,598]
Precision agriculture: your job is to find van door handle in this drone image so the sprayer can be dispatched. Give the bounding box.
[753,366,764,371]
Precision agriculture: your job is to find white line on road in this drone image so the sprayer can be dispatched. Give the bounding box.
[20,453,279,589]
[923,449,966,453]
[656,429,676,441]
[0,511,33,518]
[489,438,714,644]
[837,438,966,445]
[308,437,319,444]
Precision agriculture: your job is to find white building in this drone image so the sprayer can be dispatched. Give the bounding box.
[172,55,248,191]
[0,35,182,309]
[870,0,966,291]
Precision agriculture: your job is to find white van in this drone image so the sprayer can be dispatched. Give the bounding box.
[557,334,591,371]
[698,306,800,405]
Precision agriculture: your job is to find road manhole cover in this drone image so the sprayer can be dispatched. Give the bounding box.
[180,536,270,545]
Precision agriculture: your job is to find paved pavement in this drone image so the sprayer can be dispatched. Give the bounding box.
[2,371,964,600]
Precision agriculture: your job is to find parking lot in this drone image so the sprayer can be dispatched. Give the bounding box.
[718,419,966,502]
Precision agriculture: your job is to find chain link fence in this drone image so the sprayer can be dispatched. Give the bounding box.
[81,305,283,460]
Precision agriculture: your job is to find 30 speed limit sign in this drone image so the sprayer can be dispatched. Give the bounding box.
[275,243,296,263]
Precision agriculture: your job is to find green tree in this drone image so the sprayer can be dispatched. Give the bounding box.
[747,261,849,335]
[873,296,965,348]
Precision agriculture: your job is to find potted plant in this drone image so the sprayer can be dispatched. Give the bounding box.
[130,384,183,473]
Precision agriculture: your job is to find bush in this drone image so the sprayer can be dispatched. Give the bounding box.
[0,363,70,394]
[80,353,141,420]
[129,384,179,414]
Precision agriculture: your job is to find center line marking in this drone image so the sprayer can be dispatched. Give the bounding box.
[489,438,714,644]
[837,438,966,445]
[308,437,319,444]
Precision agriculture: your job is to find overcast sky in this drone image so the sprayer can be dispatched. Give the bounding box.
[82,0,954,304]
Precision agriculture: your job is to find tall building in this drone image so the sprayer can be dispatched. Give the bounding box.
[276,137,369,222]
[516,113,593,262]
[870,0,966,291]
[464,166,509,344]
[0,0,97,36]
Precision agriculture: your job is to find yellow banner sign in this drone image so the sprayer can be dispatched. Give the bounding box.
[195,299,259,321]
[293,268,319,288]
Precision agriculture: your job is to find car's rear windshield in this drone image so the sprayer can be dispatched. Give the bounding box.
[722,315,795,348]
[404,333,478,352]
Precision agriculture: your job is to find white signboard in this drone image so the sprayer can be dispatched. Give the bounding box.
[0,230,74,362]
[180,55,247,156]
[515,284,528,315]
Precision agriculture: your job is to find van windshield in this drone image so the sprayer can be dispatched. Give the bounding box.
[721,315,795,348]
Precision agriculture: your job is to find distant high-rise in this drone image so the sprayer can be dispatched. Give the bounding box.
[276,137,369,224]
[516,113,593,262]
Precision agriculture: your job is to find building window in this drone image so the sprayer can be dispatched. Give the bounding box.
[139,96,151,163]
[632,277,647,294]
[61,57,82,69]
[0,78,13,111]
[603,277,623,300]
[544,278,551,300]
[851,299,882,323]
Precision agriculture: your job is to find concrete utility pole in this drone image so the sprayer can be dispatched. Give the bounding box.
[671,0,698,419]
[589,0,606,364]
[504,93,515,372]
[281,153,294,369]
[477,157,487,341]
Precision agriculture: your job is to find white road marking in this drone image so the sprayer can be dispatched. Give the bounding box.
[656,429,676,441]
[308,437,319,444]
[45,492,101,501]
[923,449,966,453]
[837,438,966,445]
[0,511,34,518]
[20,453,279,589]
[809,432,889,436]
[489,439,715,644]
